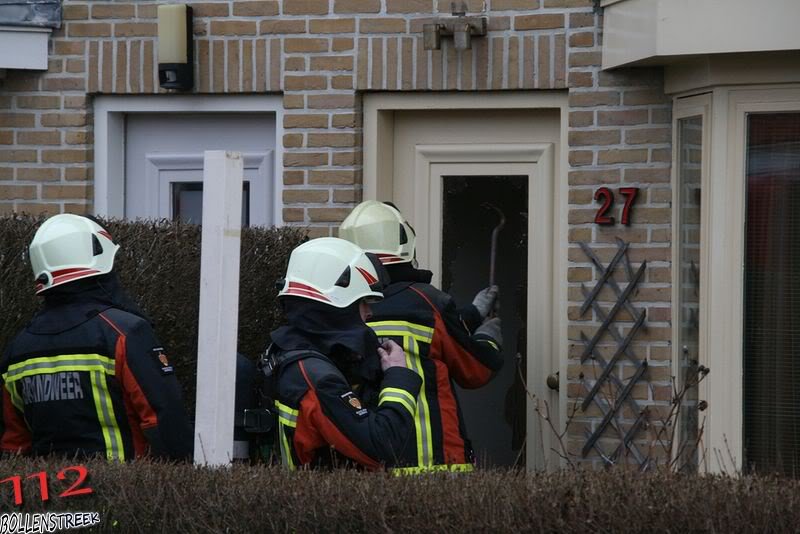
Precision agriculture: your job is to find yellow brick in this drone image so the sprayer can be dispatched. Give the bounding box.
[42,185,91,200]
[284,0,329,15]
[284,38,328,53]
[309,19,355,34]
[67,22,112,37]
[308,208,351,222]
[310,56,354,71]
[233,1,279,16]
[260,19,306,34]
[359,18,406,33]
[0,185,37,199]
[334,0,380,13]
[284,114,329,128]
[92,3,135,18]
[16,96,60,109]
[41,149,91,164]
[283,189,329,203]
[189,3,230,17]
[17,167,60,181]
[17,131,61,145]
[210,21,257,36]
[0,150,36,162]
[284,75,328,91]
[41,113,88,127]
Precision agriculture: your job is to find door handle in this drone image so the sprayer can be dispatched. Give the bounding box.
[546,371,559,392]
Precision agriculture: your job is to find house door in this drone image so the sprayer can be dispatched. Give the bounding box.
[389,109,560,468]
[124,113,275,226]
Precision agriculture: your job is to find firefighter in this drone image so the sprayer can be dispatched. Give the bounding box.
[0,214,193,461]
[265,237,422,470]
[339,200,504,474]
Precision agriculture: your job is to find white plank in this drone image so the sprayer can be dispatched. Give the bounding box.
[194,150,243,466]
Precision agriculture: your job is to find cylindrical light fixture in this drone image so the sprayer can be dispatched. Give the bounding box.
[158,4,193,91]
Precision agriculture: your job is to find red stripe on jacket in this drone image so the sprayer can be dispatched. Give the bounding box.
[0,388,32,454]
[409,286,493,388]
[295,360,380,470]
[100,313,157,457]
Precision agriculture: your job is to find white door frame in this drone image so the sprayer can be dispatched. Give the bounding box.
[93,95,284,225]
[362,92,569,470]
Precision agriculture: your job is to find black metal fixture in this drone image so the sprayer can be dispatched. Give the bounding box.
[158,4,193,91]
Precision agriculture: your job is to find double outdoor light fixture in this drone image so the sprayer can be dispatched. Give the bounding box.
[158,4,194,91]
[423,2,488,51]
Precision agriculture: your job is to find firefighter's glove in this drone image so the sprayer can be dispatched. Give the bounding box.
[476,317,503,348]
[472,285,499,319]
[378,339,407,371]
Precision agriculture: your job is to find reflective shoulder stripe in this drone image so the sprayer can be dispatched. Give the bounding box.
[378,387,417,417]
[391,463,475,476]
[4,354,115,382]
[478,339,500,352]
[368,320,434,344]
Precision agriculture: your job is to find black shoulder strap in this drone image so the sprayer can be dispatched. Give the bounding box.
[258,344,328,380]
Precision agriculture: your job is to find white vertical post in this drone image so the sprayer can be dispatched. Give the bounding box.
[194,150,243,466]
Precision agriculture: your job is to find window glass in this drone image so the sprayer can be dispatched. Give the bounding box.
[171,181,251,226]
[744,112,800,476]
[676,116,703,471]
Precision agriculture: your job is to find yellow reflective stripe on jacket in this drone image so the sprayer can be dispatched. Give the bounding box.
[275,400,297,470]
[405,336,434,468]
[368,319,435,468]
[369,320,434,344]
[90,371,125,461]
[391,463,475,476]
[275,400,298,429]
[379,387,417,417]
[4,354,122,461]
[3,354,115,382]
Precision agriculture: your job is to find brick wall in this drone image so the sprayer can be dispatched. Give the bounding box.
[0,0,674,467]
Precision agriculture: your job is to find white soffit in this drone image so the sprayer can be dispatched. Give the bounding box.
[0,25,50,70]
[602,0,800,70]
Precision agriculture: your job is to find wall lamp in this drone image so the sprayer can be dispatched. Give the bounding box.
[423,2,487,51]
[158,4,194,91]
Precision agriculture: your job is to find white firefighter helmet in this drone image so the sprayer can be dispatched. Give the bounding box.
[29,214,119,294]
[278,237,383,308]
[338,200,416,265]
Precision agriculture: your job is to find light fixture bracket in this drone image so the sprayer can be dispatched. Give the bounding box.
[422,2,488,51]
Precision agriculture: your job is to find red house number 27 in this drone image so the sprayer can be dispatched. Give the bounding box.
[594,187,639,226]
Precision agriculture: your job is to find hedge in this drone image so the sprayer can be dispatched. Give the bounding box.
[0,457,798,532]
[0,215,307,415]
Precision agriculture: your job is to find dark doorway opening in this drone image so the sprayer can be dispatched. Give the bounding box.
[441,175,529,467]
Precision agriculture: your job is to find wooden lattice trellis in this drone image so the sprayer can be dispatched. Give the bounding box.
[578,238,650,469]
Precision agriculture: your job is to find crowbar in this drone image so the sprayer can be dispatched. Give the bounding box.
[485,203,506,286]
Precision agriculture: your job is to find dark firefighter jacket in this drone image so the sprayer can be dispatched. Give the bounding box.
[0,276,193,461]
[367,263,504,474]
[269,298,422,470]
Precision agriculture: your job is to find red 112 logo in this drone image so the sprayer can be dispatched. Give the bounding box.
[594,187,639,226]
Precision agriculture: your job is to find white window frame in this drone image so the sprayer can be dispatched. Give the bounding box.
[93,95,284,225]
[676,85,800,472]
[671,92,712,470]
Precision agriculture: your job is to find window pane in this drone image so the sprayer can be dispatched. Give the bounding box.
[744,112,800,476]
[171,181,251,226]
[676,116,703,471]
